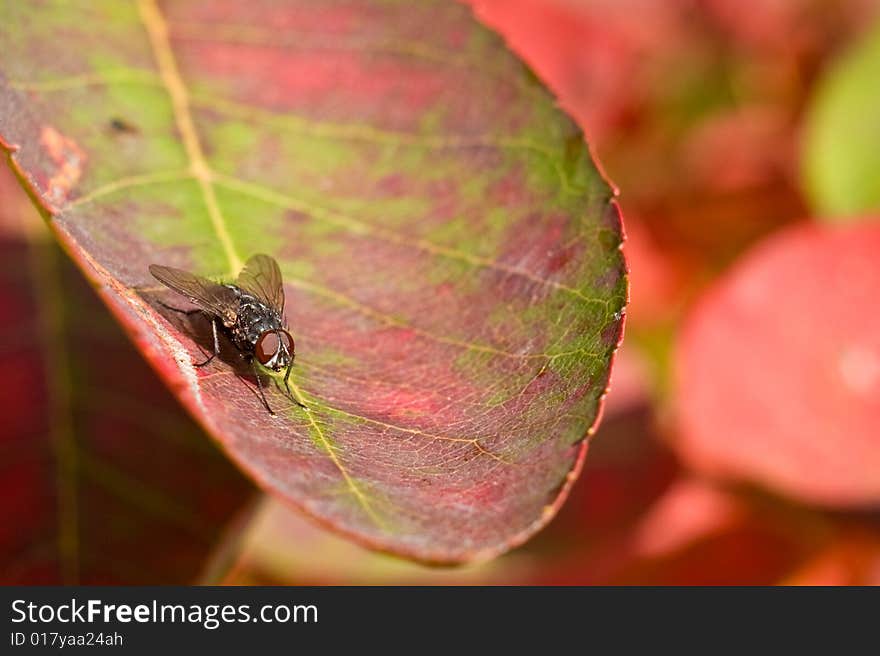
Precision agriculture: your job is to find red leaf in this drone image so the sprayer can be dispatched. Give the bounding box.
[674,221,880,506]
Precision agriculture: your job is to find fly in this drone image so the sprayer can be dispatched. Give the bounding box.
[149,253,307,416]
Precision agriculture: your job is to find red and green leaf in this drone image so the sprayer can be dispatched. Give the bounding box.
[0,0,626,562]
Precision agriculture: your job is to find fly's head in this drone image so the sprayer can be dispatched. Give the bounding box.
[255,329,295,371]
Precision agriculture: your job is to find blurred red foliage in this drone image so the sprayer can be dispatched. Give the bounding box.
[675,221,880,506]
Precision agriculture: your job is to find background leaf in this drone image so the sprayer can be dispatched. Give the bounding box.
[0,167,254,584]
[674,221,880,507]
[802,18,880,219]
[0,0,626,562]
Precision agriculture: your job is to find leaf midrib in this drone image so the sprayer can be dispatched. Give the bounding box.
[135,0,382,527]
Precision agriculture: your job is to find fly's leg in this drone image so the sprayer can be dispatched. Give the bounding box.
[282,360,308,410]
[156,302,217,366]
[250,358,276,416]
[193,316,219,368]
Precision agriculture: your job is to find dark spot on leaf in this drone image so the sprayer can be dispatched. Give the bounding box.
[109,118,139,135]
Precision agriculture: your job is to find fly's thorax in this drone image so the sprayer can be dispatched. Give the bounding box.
[231,291,284,350]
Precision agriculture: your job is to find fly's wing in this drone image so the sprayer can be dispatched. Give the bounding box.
[236,253,285,313]
[149,264,239,326]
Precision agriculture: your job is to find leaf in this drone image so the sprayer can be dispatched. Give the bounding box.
[674,221,880,507]
[802,18,880,219]
[0,0,626,562]
[0,167,254,584]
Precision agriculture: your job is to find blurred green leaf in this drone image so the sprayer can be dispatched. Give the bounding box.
[802,20,880,219]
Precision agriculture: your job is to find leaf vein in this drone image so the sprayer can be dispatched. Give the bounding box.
[136,0,379,527]
[212,172,607,309]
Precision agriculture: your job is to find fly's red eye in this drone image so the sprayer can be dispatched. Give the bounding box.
[255,331,280,365]
[278,330,294,354]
